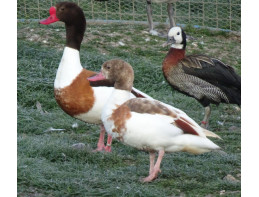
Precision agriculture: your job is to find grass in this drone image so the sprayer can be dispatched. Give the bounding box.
[17,21,241,196]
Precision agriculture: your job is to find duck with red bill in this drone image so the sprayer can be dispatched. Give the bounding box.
[39,6,59,25]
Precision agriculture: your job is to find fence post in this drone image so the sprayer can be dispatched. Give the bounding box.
[119,0,121,20]
[188,0,191,24]
[230,0,232,30]
[202,0,205,27]
[37,0,40,19]
[23,0,27,19]
[216,0,218,29]
[91,0,94,19]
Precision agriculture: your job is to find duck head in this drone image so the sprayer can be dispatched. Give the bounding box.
[165,26,186,49]
[39,2,86,51]
[88,59,134,91]
[40,2,85,26]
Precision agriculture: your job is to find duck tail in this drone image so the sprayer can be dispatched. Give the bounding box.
[203,129,222,140]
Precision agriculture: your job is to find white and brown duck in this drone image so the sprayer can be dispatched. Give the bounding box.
[39,2,149,152]
[88,59,221,182]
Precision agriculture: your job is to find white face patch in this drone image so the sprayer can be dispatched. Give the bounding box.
[168,27,183,44]
[168,27,184,49]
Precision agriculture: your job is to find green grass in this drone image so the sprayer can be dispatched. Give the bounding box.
[17,22,241,196]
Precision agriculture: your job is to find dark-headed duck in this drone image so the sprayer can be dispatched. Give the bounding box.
[39,2,149,152]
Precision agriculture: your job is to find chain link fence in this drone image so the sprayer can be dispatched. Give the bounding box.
[17,0,240,32]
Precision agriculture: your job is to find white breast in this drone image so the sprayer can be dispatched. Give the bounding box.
[54,47,83,89]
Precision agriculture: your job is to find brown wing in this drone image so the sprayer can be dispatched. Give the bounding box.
[124,98,177,118]
[179,55,240,88]
[124,98,200,136]
[180,54,214,69]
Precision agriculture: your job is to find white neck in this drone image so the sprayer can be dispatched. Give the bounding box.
[54,47,83,89]
[171,43,184,49]
[102,89,131,120]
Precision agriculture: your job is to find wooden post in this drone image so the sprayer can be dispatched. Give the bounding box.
[216,0,218,29]
[202,0,205,27]
[91,0,94,19]
[229,0,232,30]
[188,0,191,24]
[119,0,121,20]
[24,0,27,18]
[37,0,40,19]
[133,0,135,21]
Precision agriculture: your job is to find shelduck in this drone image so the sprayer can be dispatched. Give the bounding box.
[162,26,241,128]
[88,59,221,182]
[39,2,148,152]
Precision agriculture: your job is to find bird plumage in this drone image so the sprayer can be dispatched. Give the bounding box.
[163,27,241,127]
[39,2,150,152]
[88,59,220,182]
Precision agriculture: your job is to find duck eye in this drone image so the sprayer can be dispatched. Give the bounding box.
[177,32,180,35]
[60,7,65,11]
[105,65,110,70]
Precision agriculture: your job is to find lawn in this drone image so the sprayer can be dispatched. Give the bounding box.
[17,21,241,196]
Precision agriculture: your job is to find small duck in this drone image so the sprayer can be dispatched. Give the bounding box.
[162,26,241,128]
[88,59,220,182]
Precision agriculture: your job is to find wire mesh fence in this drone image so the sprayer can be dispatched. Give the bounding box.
[17,0,240,32]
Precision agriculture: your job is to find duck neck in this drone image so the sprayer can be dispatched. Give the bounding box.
[162,47,186,76]
[102,89,131,118]
[109,89,131,107]
[65,19,86,51]
[54,18,86,89]
[164,48,185,64]
[55,47,83,89]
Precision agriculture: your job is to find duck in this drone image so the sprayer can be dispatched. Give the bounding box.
[39,2,150,152]
[162,26,241,128]
[88,59,221,182]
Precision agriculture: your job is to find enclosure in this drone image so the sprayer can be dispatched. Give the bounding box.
[17,0,241,196]
[18,0,241,31]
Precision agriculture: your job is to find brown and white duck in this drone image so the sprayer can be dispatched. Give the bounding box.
[162,26,241,128]
[39,2,149,152]
[88,59,221,182]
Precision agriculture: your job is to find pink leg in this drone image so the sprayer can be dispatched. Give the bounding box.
[149,151,156,174]
[93,125,106,152]
[200,106,211,129]
[142,150,165,183]
[104,134,113,152]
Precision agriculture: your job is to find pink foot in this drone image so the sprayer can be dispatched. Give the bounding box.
[201,121,209,129]
[104,146,111,152]
[141,150,165,183]
[141,168,161,183]
[93,144,105,152]
[104,134,112,152]
[92,125,113,152]
[93,125,106,152]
